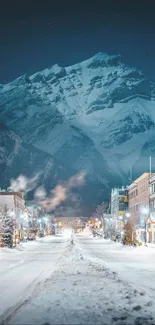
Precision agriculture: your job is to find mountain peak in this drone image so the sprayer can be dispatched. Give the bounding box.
[0,51,155,216]
[71,52,122,71]
[91,52,121,61]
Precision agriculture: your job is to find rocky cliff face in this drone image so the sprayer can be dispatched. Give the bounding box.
[0,52,155,215]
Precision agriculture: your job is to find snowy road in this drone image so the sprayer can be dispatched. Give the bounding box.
[0,232,155,325]
[0,236,69,324]
[75,234,155,299]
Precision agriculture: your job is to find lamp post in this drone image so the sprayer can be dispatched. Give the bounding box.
[142,207,149,245]
[102,215,105,235]
[38,218,42,233]
[43,216,48,235]
[104,217,109,236]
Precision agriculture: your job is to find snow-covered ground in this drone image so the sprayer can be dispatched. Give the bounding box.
[0,231,155,324]
[75,231,155,300]
[0,235,70,323]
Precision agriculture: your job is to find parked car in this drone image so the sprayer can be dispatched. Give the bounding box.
[116,234,121,242]
[38,232,44,238]
[28,234,36,240]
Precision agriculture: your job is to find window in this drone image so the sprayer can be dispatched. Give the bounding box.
[151,202,154,212]
[152,183,155,194]
[119,203,125,210]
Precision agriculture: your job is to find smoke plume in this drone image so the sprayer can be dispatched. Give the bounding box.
[35,171,86,212]
[9,174,40,193]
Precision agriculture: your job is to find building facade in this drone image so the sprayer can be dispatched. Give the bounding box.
[111,187,128,215]
[148,174,155,243]
[0,191,25,217]
[128,173,150,242]
[111,187,128,232]
[0,191,25,243]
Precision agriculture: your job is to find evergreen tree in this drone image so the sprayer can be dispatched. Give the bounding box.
[124,218,136,245]
[2,205,13,248]
[0,207,4,247]
[93,202,109,219]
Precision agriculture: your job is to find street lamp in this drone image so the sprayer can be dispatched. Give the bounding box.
[38,218,42,232]
[142,207,148,215]
[142,207,149,245]
[98,220,102,229]
[10,210,15,217]
[125,212,131,218]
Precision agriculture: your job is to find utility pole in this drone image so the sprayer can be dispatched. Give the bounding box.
[150,156,152,177]
[145,218,147,245]
[128,166,132,184]
[102,215,104,235]
[149,156,152,219]
[130,166,132,183]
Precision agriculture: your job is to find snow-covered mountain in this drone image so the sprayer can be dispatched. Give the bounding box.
[0,122,68,191]
[0,52,155,214]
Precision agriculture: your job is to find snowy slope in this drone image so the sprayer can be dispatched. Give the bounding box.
[0,122,69,192]
[0,52,155,211]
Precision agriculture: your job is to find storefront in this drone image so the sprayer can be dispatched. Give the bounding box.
[147,223,155,243]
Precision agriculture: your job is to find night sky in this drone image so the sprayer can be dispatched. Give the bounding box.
[0,0,155,84]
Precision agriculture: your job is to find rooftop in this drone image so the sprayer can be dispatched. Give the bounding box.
[0,192,24,199]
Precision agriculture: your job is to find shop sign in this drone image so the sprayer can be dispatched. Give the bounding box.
[117,211,125,215]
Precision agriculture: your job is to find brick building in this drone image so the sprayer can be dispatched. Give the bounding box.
[128,173,150,242]
[148,174,155,243]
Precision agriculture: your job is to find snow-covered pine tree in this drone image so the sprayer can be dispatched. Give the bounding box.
[0,207,4,247]
[124,218,136,245]
[2,205,13,248]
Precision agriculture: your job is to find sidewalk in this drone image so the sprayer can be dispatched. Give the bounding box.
[145,243,155,248]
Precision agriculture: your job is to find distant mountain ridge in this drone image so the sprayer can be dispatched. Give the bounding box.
[0,52,155,216]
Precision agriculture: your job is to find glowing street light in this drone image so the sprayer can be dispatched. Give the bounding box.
[10,210,15,217]
[125,212,131,218]
[20,214,25,220]
[142,207,149,215]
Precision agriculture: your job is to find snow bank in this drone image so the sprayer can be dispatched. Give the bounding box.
[8,244,155,325]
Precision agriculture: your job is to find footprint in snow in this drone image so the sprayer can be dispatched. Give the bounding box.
[133,305,142,311]
[145,301,153,307]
